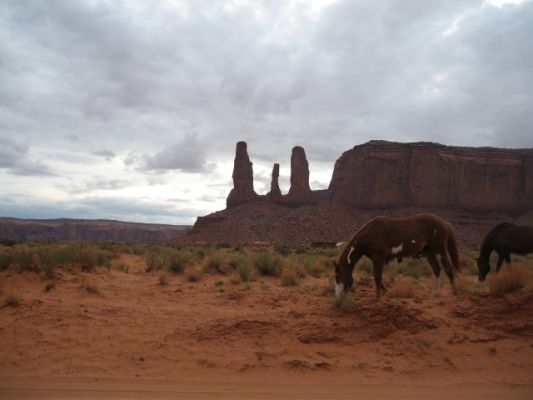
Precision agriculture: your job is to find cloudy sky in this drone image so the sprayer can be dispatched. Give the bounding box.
[1,0,532,225]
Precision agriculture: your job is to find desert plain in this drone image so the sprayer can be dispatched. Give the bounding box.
[0,245,532,399]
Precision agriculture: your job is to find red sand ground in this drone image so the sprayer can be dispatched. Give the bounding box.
[1,254,532,399]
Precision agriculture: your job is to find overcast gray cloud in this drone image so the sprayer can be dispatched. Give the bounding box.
[141,134,211,172]
[0,0,531,223]
[0,135,56,176]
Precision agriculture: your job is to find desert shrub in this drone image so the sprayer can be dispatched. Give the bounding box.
[191,247,206,262]
[306,261,326,278]
[332,293,357,313]
[144,246,192,273]
[168,251,192,274]
[253,251,282,277]
[216,242,231,249]
[280,268,299,286]
[274,244,291,257]
[145,246,168,271]
[486,264,531,295]
[295,245,310,254]
[235,258,255,282]
[159,274,168,286]
[115,263,129,273]
[77,245,111,270]
[0,251,12,271]
[185,266,203,282]
[203,252,228,274]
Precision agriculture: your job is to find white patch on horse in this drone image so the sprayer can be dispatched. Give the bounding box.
[391,243,403,255]
[434,229,437,237]
[347,246,355,264]
[411,239,416,244]
[335,282,344,298]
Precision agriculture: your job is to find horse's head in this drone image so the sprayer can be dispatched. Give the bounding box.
[333,259,353,299]
[476,257,490,282]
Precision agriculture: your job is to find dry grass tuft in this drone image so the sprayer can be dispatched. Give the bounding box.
[280,268,299,287]
[486,264,532,296]
[185,266,203,282]
[332,293,357,313]
[79,282,100,294]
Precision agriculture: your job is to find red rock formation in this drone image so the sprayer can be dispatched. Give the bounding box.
[226,141,258,208]
[267,163,282,200]
[286,146,315,205]
[328,141,533,212]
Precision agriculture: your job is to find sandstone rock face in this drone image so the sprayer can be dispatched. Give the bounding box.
[286,146,315,205]
[328,141,533,212]
[226,141,257,208]
[267,163,282,200]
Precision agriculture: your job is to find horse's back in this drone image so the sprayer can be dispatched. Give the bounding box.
[364,213,453,245]
[491,223,533,252]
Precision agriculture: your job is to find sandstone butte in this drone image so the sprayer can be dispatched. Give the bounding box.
[187,140,533,248]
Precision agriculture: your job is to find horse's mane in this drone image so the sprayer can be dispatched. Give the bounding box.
[483,223,514,244]
[338,215,385,262]
[480,222,514,254]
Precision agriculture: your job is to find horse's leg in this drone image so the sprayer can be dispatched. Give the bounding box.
[440,252,457,295]
[372,256,386,298]
[425,250,441,298]
[496,252,505,272]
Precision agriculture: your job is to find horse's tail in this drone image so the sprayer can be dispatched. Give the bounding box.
[447,229,461,274]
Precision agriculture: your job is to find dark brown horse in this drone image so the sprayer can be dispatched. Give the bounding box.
[334,213,460,298]
[477,223,533,281]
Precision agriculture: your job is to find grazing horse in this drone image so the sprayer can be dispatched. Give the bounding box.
[477,223,533,281]
[334,214,460,298]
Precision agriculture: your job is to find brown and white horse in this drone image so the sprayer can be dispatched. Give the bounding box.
[334,214,460,298]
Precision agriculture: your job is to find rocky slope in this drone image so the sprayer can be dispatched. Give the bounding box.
[0,218,190,243]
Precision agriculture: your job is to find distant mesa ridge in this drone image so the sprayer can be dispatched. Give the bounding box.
[225,140,533,212]
[0,218,190,243]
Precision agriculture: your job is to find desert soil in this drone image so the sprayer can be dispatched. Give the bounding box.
[1,254,532,399]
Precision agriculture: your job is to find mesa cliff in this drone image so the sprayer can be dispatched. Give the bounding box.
[188,140,533,248]
[329,141,533,212]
